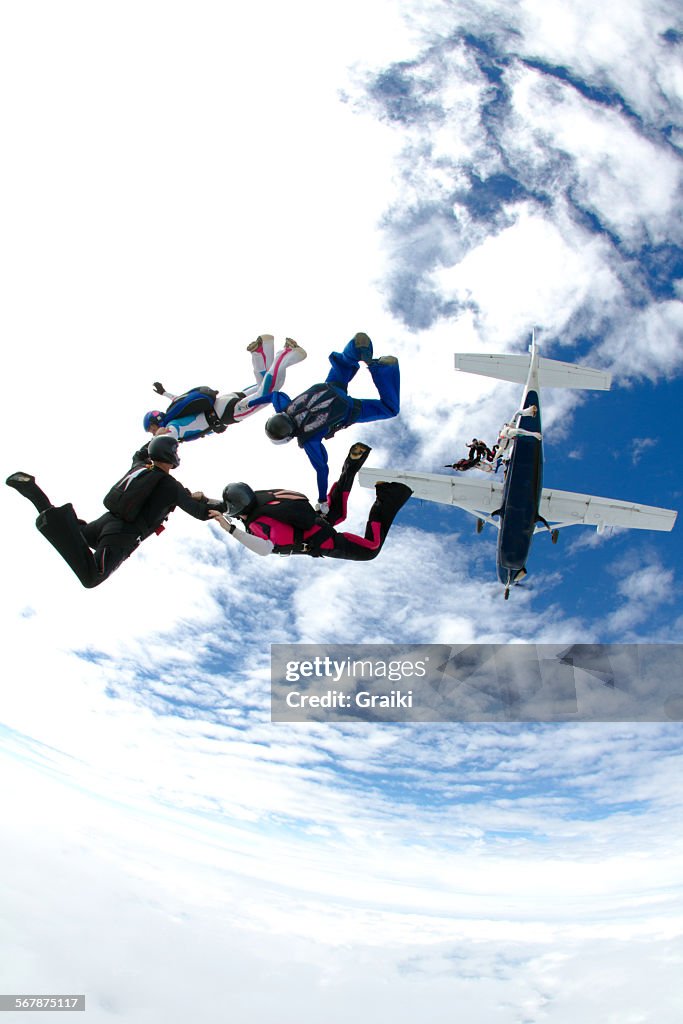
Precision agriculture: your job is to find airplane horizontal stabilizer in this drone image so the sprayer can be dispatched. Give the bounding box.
[454,353,611,390]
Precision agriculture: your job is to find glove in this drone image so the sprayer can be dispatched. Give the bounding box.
[205,499,228,513]
[132,443,151,465]
[315,501,330,516]
[153,381,165,395]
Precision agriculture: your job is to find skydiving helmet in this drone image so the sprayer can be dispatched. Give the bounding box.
[265,412,296,444]
[143,410,165,432]
[222,482,257,518]
[148,434,180,468]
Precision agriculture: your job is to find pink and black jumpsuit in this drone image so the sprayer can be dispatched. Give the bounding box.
[244,448,412,562]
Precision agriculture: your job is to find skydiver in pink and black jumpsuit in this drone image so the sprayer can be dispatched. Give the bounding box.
[209,444,412,561]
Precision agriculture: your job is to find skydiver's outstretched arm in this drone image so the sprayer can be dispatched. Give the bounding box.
[152,382,179,401]
[509,405,538,426]
[208,510,274,555]
[302,437,330,505]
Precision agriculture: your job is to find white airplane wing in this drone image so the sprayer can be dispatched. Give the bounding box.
[358,465,504,526]
[359,467,677,535]
[539,488,677,533]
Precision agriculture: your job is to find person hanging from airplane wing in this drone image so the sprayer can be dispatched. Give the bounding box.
[6,436,222,589]
[140,334,307,451]
[208,442,412,561]
[252,333,400,513]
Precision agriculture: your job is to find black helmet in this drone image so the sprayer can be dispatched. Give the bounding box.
[222,482,256,517]
[148,434,180,468]
[265,412,296,443]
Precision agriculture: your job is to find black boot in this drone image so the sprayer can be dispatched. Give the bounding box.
[325,443,373,524]
[6,473,52,513]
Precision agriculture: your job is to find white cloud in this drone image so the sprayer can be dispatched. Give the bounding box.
[506,63,683,246]
[599,299,683,380]
[601,556,676,635]
[432,203,624,345]
[2,1,683,1020]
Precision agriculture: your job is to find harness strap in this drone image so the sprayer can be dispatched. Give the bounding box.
[209,391,246,432]
[273,520,334,557]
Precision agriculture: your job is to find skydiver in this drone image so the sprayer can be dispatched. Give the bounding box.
[468,438,497,462]
[495,406,542,463]
[253,333,400,513]
[142,335,307,445]
[209,442,412,561]
[5,436,221,589]
[446,438,498,472]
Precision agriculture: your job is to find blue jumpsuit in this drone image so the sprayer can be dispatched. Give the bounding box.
[255,337,400,502]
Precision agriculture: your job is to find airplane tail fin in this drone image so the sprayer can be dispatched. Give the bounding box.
[454,353,611,391]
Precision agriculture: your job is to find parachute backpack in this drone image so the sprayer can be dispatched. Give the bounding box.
[103,466,166,522]
[244,488,335,556]
[246,489,319,532]
[283,383,359,446]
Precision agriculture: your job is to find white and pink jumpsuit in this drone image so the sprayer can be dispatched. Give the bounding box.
[159,336,307,442]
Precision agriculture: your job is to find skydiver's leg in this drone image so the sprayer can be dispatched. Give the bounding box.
[260,338,307,393]
[6,473,52,512]
[34,505,134,588]
[36,504,97,585]
[325,443,372,526]
[7,475,137,587]
[509,405,538,427]
[89,536,138,582]
[326,333,374,391]
[352,356,400,424]
[227,338,308,422]
[323,482,412,561]
[504,426,542,441]
[246,334,275,381]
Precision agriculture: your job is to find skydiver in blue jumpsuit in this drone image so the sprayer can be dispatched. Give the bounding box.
[254,333,400,511]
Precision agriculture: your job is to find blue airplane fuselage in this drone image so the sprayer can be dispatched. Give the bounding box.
[496,389,543,584]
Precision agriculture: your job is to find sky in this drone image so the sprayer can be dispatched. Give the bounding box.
[1,1,682,1021]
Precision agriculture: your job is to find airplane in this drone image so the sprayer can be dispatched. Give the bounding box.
[359,334,678,598]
